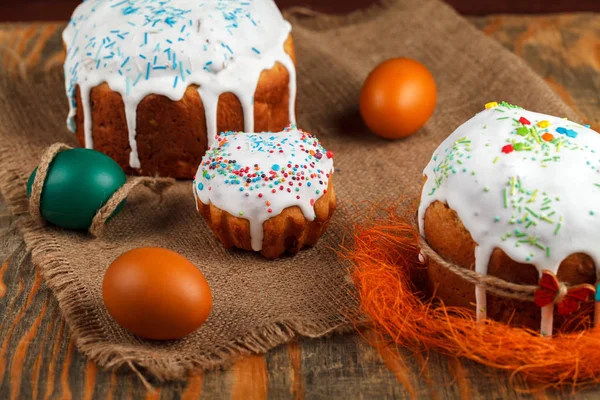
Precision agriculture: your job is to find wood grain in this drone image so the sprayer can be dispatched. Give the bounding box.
[1,12,600,400]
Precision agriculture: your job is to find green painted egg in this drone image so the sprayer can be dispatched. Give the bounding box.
[27,148,127,230]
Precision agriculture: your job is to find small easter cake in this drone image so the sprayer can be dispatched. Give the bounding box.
[418,102,600,333]
[63,0,296,178]
[193,126,336,259]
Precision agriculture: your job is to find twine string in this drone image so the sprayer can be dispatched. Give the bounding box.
[29,143,175,237]
[28,143,72,227]
[89,176,174,237]
[419,236,540,302]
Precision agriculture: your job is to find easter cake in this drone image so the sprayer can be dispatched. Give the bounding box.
[418,102,600,333]
[193,126,335,259]
[63,0,296,178]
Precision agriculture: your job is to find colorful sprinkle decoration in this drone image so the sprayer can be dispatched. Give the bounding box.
[194,125,334,252]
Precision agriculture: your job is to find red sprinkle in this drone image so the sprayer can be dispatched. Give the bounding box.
[326,150,334,159]
[501,144,514,154]
[258,193,263,198]
[271,189,276,193]
[519,117,531,125]
[268,208,272,213]
[310,199,315,206]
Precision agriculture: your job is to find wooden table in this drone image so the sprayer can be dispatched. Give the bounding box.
[1,12,600,400]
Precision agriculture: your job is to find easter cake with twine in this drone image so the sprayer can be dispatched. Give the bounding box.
[418,101,600,335]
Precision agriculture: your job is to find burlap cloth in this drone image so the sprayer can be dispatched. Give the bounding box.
[0,0,579,381]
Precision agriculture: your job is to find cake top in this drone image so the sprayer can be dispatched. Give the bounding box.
[193,125,334,251]
[63,0,293,141]
[418,102,600,275]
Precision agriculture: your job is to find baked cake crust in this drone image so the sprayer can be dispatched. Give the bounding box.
[423,200,595,330]
[197,180,336,259]
[74,36,295,178]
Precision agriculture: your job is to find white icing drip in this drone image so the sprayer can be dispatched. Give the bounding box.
[193,127,334,251]
[63,0,296,169]
[124,99,141,168]
[418,103,600,332]
[540,304,554,337]
[475,245,492,321]
[80,84,93,148]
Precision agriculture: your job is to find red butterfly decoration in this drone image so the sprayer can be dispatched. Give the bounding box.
[533,270,595,316]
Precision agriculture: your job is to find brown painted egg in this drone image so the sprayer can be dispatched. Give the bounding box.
[102,247,212,340]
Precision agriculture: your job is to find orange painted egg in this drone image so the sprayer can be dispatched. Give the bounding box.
[359,58,437,139]
[102,247,212,340]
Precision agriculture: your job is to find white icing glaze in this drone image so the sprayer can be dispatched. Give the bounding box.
[193,126,334,251]
[418,102,600,333]
[63,0,296,168]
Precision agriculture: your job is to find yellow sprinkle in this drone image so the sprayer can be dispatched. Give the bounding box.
[537,120,550,128]
[485,101,498,109]
[528,189,538,203]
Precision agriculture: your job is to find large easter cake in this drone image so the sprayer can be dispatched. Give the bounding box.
[63,0,296,178]
[419,102,600,333]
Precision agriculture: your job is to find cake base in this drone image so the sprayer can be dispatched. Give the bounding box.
[197,181,336,259]
[423,200,596,331]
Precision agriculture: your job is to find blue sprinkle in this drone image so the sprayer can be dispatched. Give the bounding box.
[239,187,244,192]
[271,164,280,171]
[198,182,204,191]
[566,129,578,138]
[139,53,147,59]
[585,124,591,128]
[173,76,179,88]
[145,62,151,80]
[556,127,568,134]
[111,0,127,8]
[251,47,260,54]
[133,73,142,86]
[120,56,130,67]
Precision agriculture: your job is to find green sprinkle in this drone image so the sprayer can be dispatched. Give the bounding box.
[493,156,499,164]
[525,207,539,218]
[546,247,551,257]
[516,127,529,136]
[239,211,244,216]
[554,223,562,235]
[484,186,489,192]
[497,116,509,120]
[511,177,516,195]
[503,188,508,208]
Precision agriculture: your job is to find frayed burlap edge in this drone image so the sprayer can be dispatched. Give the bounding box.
[0,143,355,382]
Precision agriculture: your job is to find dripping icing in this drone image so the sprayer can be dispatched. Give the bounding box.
[418,102,600,334]
[63,0,296,167]
[193,126,334,251]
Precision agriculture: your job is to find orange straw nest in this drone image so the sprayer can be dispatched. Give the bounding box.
[346,208,600,390]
